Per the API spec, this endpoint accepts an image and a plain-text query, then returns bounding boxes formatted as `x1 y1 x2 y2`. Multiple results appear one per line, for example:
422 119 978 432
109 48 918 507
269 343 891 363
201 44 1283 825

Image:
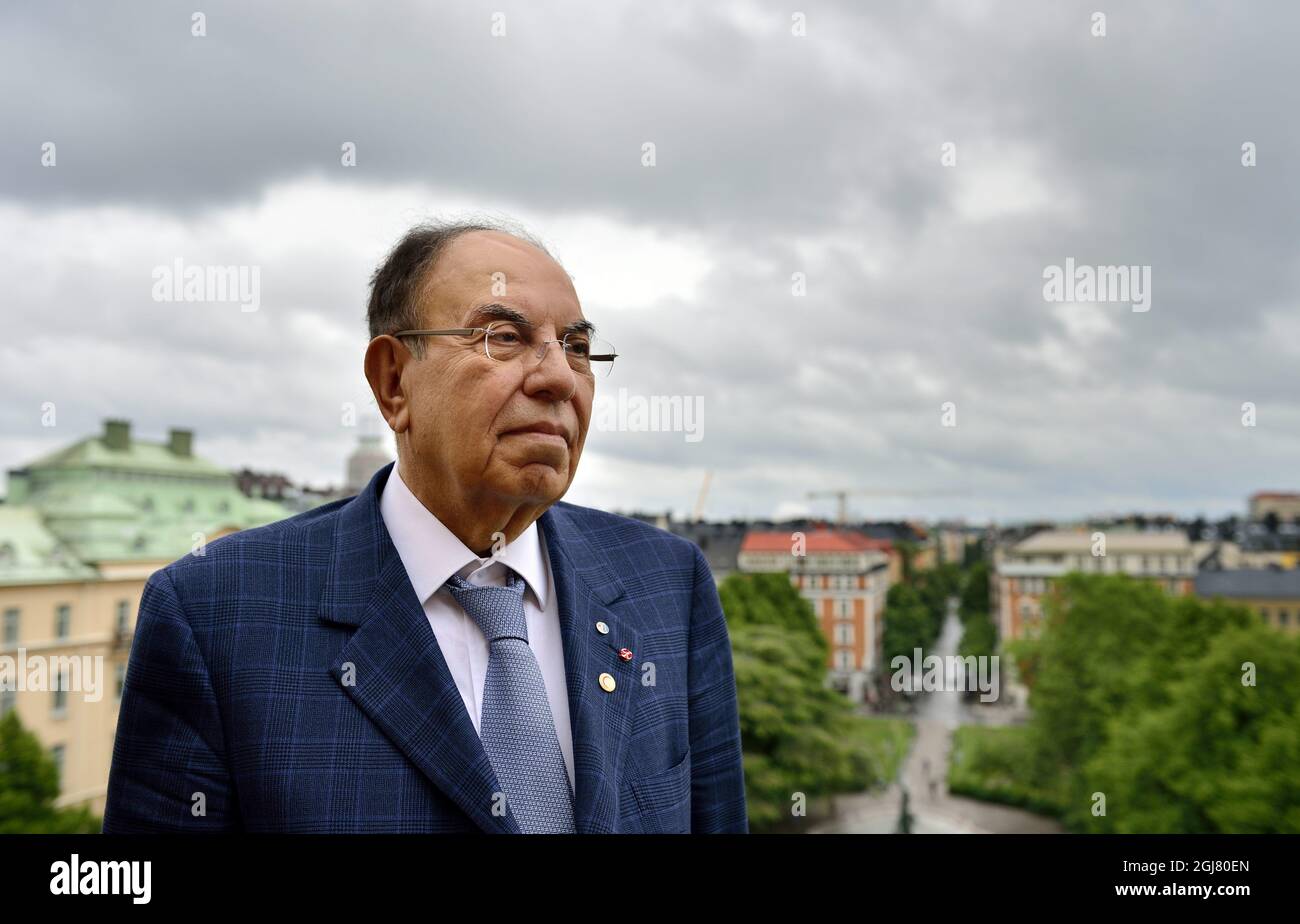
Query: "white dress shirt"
378 463 575 792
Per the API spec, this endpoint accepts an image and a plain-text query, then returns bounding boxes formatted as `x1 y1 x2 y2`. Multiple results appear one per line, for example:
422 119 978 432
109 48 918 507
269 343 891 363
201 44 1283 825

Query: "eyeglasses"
394 321 617 377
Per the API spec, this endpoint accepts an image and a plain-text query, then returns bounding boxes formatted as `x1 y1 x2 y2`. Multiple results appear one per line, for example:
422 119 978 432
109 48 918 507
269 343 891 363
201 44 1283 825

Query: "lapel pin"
595 620 609 635
598 672 617 693
618 647 633 662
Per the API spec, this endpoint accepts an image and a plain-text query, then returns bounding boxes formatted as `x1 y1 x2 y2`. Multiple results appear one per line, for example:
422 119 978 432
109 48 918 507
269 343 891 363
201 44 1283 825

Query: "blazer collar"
319 461 637 833
379 460 551 610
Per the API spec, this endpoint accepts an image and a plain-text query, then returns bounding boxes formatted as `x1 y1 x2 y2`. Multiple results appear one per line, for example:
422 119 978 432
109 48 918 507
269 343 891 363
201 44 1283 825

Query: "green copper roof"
20 433 232 477
0 506 99 584
1 420 297 582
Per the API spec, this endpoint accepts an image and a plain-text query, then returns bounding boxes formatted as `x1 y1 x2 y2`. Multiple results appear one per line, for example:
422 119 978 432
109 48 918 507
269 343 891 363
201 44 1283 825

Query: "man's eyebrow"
466 303 596 338
561 319 596 338
465 303 535 328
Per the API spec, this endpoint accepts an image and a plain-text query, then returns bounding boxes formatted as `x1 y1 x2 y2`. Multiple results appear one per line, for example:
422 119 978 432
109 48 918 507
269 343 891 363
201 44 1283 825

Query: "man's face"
400 231 594 509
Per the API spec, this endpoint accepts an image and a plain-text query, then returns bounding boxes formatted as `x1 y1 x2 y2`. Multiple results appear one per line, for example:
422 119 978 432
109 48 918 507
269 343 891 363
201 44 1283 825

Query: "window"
837 599 850 618
835 622 854 645
51 745 65 784
116 600 130 635
0 688 14 716
52 671 68 717
2 608 17 645
54 604 71 640
115 664 127 702
836 649 854 670
1280 610 1290 626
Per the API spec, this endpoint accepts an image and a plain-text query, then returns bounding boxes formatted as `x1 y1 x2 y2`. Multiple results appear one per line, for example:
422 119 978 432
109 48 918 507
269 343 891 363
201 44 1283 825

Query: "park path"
810 598 1064 834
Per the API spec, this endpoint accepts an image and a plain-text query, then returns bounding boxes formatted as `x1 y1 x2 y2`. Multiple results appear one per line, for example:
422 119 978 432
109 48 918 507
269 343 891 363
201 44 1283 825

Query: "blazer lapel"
319 462 518 834
539 504 638 834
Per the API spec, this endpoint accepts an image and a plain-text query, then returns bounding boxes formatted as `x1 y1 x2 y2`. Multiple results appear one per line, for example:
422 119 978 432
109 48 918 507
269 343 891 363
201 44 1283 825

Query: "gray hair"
366 214 558 359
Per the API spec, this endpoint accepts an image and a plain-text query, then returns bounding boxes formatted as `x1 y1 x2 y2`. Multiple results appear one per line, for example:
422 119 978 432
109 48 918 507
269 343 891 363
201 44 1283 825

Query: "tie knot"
445 570 528 643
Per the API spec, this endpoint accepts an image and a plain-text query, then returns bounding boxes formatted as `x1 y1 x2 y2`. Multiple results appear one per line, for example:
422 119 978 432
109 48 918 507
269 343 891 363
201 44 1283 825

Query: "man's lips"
502 423 571 445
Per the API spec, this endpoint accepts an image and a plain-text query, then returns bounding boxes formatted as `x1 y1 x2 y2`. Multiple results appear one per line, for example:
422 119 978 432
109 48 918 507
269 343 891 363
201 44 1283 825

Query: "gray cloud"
3 0 1298 522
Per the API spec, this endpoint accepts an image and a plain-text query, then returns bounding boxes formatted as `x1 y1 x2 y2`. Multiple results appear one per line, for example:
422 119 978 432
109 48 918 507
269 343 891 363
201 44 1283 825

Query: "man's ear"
364 336 410 434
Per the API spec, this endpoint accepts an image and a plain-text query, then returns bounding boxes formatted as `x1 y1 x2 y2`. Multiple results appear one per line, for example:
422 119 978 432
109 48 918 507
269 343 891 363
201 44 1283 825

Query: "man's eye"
489 329 523 345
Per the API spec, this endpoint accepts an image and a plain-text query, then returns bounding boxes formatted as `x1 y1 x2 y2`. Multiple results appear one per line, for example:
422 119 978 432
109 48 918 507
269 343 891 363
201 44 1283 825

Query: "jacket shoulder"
157 495 349 586
548 501 705 570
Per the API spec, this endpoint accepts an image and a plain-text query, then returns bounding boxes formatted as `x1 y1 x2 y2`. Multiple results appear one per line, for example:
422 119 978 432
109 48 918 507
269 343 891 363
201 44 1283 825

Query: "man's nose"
524 338 578 400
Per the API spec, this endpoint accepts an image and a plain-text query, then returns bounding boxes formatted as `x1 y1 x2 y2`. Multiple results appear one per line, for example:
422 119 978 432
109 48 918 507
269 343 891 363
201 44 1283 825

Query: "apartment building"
738 528 891 702
1249 491 1300 524
1195 568 1300 635
0 419 290 815
993 529 1195 642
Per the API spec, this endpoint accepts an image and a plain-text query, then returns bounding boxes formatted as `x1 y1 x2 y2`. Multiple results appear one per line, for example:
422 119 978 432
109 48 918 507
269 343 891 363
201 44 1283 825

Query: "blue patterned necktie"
445 569 576 834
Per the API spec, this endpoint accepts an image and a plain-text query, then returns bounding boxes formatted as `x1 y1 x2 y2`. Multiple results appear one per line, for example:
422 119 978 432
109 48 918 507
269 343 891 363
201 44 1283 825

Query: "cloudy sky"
3 0 1298 524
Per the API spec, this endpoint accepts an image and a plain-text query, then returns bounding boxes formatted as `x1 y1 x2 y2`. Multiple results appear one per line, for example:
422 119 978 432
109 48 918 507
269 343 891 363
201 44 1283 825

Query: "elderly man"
103 219 748 833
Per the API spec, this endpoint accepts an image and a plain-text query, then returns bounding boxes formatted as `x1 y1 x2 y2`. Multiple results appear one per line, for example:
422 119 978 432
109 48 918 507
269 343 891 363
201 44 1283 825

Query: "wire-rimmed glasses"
393 321 617 377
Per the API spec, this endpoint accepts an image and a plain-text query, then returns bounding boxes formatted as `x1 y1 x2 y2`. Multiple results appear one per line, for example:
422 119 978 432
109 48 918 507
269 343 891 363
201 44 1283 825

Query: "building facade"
1195 569 1300 635
993 529 1195 642
738 529 890 702
0 419 291 815
1249 491 1300 524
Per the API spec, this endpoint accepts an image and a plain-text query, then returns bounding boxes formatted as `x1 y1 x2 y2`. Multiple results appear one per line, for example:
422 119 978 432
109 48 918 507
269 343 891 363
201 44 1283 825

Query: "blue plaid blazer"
103 461 747 833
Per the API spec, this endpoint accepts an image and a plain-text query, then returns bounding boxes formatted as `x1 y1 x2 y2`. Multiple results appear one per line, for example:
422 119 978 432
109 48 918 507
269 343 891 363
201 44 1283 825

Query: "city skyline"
4 1 1299 523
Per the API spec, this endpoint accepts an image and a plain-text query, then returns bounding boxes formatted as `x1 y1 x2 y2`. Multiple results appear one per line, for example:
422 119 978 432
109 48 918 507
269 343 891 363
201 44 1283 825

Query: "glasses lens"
569 336 615 377
484 324 529 361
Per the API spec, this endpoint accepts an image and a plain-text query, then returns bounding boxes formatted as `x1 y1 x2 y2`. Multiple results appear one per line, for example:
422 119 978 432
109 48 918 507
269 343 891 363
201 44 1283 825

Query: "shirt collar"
379 462 550 609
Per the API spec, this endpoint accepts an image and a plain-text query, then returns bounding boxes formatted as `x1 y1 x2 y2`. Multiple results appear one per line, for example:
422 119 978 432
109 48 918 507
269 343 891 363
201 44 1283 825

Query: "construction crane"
692 470 712 522
805 488 967 526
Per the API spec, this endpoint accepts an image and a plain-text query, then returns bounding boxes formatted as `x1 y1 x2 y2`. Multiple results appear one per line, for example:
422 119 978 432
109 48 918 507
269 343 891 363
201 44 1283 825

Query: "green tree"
0 711 101 833
882 583 932 665
957 612 997 662
990 573 1298 832
1082 624 1300 833
720 571 896 830
960 561 990 619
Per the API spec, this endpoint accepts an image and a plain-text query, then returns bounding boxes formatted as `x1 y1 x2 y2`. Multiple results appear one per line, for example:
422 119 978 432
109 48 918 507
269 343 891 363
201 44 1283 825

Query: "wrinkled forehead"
421 231 582 327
